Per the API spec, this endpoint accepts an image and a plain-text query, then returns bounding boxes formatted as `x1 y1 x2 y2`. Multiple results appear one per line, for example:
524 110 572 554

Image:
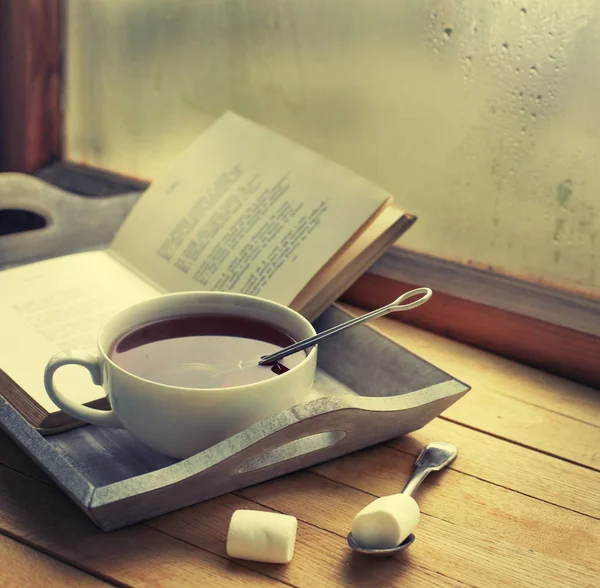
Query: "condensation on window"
65 0 600 296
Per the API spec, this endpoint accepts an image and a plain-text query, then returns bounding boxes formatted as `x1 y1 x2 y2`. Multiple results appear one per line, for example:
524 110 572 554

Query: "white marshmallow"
226 510 298 563
351 494 420 549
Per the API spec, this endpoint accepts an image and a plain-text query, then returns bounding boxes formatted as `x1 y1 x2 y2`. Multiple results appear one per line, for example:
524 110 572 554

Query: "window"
65 0 599 299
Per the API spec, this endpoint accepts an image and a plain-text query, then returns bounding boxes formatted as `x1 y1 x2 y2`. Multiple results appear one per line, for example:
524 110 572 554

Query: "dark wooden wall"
0 0 62 173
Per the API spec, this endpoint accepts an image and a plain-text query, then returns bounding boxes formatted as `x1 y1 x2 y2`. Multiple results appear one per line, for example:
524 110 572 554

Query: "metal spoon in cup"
155 287 432 382
258 286 432 366
347 442 458 557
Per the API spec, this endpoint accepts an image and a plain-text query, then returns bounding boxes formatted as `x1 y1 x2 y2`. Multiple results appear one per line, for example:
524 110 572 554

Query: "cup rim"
96 291 317 393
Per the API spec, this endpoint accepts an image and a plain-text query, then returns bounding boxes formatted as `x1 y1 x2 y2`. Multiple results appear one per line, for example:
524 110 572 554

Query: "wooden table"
1 306 599 587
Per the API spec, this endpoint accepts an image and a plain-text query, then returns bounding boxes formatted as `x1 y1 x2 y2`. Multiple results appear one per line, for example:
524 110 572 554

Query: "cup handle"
44 351 122 428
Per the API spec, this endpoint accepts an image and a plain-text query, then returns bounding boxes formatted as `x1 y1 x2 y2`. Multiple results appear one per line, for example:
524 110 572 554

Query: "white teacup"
43 292 317 459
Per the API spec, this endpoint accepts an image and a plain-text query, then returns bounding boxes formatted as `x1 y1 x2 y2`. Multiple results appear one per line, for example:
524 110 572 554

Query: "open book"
0 112 415 432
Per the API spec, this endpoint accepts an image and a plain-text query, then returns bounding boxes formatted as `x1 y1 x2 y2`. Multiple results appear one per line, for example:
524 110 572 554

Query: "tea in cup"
44 292 317 458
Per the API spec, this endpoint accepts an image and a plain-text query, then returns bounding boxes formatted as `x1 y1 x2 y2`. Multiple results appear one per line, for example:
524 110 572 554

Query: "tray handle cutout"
236 430 347 474
0 207 48 236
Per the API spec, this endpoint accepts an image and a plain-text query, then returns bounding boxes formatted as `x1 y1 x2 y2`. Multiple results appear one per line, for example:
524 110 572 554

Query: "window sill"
342 248 600 388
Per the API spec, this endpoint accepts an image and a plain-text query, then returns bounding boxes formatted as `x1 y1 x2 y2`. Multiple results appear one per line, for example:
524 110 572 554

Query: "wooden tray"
0 305 469 531
0 173 469 530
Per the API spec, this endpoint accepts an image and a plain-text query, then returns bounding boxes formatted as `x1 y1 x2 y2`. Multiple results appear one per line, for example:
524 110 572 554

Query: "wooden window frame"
0 0 62 174
1 1 599 388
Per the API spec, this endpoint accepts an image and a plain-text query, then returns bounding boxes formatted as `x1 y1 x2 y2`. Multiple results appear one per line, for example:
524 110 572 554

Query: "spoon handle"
258 287 432 366
400 442 458 496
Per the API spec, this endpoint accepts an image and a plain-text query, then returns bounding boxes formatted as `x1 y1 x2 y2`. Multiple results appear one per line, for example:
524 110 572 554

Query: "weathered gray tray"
0 305 469 531
0 172 469 531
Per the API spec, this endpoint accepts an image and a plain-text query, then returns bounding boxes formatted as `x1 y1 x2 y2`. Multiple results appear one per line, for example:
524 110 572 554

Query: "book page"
0 250 160 412
110 111 390 305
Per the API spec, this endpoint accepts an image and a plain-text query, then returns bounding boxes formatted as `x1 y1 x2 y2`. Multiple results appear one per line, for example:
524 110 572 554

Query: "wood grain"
388 417 600 518
6 422 598 587
1 312 599 586
0 533 111 587
238 471 600 587
3 458 597 588
443 388 600 470
339 303 600 429
338 304 600 469
0 459 463 588
0 0 62 173
152 493 464 588
342 274 600 388
0 465 284 587
307 451 600 569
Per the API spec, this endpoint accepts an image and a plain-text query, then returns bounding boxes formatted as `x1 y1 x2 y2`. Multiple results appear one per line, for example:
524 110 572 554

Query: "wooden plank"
238 470 600 588
1 308 598 587
151 493 464 588
442 387 600 470
2 404 599 586
307 450 600 571
388 418 600 519
340 302 600 428
0 533 112 587
5 452 595 588
0 0 62 173
0 465 284 588
12 425 595 587
0 431 466 587
337 305 600 469
342 274 600 388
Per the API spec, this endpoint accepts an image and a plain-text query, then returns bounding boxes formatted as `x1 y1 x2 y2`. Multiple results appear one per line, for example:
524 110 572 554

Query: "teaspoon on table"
171 287 433 380
347 441 458 557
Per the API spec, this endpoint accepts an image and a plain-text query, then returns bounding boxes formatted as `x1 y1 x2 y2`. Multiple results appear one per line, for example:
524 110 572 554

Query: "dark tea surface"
109 314 304 388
